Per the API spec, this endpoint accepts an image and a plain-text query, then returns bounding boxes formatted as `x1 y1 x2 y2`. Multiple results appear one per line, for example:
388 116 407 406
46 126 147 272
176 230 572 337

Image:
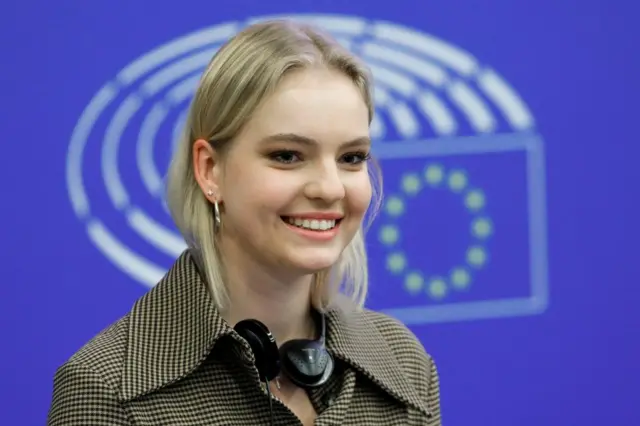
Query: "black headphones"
233 311 334 388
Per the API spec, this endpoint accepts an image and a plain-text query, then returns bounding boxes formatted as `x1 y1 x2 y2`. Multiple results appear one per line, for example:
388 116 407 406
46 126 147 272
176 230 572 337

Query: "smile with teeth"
283 217 340 231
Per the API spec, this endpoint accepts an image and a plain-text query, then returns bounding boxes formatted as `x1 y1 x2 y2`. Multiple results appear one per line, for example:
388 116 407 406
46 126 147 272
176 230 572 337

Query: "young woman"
48 20 442 425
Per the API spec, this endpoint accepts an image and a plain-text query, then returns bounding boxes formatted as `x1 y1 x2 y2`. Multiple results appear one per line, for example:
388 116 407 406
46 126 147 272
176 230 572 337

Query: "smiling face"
201 67 372 279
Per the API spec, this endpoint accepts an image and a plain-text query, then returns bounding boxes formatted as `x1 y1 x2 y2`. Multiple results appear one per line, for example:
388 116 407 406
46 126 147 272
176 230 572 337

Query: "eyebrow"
258 133 371 149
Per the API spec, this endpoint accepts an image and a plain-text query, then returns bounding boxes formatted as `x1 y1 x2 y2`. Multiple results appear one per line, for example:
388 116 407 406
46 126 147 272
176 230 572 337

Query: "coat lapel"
120 250 429 418
325 307 431 416
120 250 231 401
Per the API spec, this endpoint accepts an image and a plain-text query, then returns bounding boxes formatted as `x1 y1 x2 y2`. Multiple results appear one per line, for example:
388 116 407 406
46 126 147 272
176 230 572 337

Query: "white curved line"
117 23 238 85
447 80 496 133
172 109 189 158
140 47 218 97
368 62 418 97
67 84 117 218
246 14 367 35
299 15 367 34
372 22 478 76
477 68 534 130
127 207 187 257
373 85 391 106
166 74 201 105
417 92 457 136
137 103 168 196
370 115 386 140
142 75 200 199
387 102 420 138
371 82 413 138
361 42 449 87
87 219 166 287
102 94 142 209
336 37 353 50
245 14 296 25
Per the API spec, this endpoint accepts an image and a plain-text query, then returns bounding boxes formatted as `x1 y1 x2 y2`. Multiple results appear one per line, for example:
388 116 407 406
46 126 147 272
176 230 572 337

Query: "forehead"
241 68 370 142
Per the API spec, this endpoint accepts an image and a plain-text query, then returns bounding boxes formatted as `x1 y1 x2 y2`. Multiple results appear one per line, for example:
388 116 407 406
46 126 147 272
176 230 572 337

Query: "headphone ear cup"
279 339 334 388
234 319 281 381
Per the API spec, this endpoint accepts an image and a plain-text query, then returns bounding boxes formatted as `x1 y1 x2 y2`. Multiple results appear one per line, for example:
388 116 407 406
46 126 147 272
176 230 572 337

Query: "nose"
303 161 346 204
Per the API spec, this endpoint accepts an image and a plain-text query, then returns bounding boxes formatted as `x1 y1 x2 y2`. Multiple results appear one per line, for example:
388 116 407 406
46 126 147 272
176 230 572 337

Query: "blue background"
1 1 638 425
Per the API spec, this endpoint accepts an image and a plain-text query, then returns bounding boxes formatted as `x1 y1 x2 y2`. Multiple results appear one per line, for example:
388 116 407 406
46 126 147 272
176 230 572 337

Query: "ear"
193 138 223 202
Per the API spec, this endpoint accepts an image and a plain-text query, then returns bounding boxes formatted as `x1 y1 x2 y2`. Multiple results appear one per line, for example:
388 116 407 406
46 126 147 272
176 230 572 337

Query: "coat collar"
121 250 428 415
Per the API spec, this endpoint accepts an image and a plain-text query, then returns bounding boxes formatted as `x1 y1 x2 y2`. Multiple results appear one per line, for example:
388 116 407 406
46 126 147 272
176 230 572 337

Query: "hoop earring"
213 200 222 229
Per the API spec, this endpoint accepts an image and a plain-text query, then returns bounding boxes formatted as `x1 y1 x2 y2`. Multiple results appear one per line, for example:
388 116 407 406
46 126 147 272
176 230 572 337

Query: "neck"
217 241 317 345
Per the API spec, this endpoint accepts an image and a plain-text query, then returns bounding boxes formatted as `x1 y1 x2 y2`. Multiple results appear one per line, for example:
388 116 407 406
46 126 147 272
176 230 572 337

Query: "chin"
286 248 341 274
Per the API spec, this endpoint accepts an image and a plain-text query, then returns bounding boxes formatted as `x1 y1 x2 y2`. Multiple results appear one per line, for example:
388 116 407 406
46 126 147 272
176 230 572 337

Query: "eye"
340 151 371 165
269 150 302 164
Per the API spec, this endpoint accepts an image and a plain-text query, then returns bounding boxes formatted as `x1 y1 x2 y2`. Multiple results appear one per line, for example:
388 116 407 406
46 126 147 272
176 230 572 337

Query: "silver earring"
213 200 222 228
206 189 214 197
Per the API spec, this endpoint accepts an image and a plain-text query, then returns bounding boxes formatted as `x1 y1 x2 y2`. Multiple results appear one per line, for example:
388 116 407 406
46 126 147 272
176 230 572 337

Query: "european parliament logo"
65 14 548 325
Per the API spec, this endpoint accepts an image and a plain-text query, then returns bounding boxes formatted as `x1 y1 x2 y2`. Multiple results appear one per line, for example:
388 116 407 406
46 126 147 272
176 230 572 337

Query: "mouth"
281 216 342 231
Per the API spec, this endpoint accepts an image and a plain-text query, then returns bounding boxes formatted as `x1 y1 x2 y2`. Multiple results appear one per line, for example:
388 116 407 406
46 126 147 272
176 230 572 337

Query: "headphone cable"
264 378 274 426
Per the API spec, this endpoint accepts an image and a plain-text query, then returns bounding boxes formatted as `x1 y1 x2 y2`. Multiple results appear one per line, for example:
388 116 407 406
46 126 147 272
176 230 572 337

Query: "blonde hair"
166 19 383 312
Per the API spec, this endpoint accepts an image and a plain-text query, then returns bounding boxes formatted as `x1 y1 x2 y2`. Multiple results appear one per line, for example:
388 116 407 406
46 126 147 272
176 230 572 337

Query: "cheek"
345 172 373 216
224 167 296 217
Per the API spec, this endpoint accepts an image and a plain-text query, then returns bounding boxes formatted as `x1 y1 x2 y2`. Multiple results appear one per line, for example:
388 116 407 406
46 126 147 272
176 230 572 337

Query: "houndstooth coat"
47 250 442 425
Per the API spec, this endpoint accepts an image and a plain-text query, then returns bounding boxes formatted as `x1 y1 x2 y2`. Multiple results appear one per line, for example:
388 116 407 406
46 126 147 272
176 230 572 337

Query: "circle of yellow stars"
378 164 493 301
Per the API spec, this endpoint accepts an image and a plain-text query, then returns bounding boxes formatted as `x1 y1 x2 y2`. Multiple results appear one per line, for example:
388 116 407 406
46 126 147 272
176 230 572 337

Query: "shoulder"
65 314 130 387
360 308 434 364
48 316 131 425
